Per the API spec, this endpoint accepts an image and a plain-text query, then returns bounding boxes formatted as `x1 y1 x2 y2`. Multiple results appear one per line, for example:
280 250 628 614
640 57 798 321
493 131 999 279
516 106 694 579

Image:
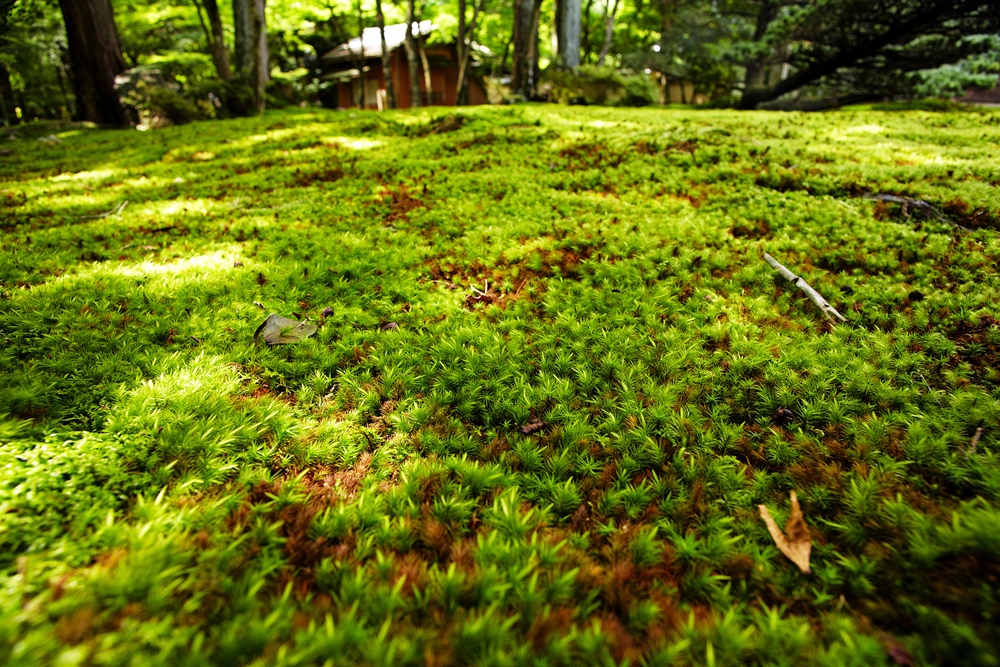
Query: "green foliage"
1 104 1000 664
546 65 659 106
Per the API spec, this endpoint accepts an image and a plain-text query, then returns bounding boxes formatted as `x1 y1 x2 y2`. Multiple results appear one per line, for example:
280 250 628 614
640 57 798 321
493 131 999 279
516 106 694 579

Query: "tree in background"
374 0 395 107
191 0 232 80
455 0 486 104
233 0 269 110
0 0 74 123
554 0 581 67
511 0 542 98
57 0 129 125
403 0 421 106
738 0 1000 108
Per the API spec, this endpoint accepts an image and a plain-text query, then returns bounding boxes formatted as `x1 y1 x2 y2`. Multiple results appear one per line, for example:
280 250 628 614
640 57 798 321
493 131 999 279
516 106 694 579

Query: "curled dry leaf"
253 313 317 347
759 491 812 574
519 416 547 435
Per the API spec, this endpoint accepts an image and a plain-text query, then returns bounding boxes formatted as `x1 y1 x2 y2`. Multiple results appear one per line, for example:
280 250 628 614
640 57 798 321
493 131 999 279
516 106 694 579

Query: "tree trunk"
743 0 778 90
556 0 581 68
581 0 595 63
417 30 432 103
203 0 232 80
596 0 618 66
251 0 268 112
356 0 366 108
374 0 395 109
456 0 485 105
512 0 535 97
405 0 421 107
528 0 543 91
57 0 129 126
0 64 16 126
233 0 253 76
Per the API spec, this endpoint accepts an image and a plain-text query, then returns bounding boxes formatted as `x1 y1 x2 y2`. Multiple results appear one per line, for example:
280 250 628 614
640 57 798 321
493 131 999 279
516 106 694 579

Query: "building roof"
322 21 435 63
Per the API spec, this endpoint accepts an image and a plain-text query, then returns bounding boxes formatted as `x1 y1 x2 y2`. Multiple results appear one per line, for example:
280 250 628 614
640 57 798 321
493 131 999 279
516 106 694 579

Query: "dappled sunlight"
109 247 240 280
51 168 121 183
325 136 383 150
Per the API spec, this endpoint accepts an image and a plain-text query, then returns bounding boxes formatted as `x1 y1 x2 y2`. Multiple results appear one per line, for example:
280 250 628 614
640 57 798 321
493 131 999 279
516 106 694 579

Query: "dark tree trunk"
251 0 268 111
233 0 253 76
743 0 779 90
203 0 232 80
57 0 129 126
375 0 395 108
0 63 20 126
405 0 421 107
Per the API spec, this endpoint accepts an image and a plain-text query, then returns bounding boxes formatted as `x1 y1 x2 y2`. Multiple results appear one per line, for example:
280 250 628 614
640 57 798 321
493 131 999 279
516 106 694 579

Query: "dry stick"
763 253 846 324
966 427 984 457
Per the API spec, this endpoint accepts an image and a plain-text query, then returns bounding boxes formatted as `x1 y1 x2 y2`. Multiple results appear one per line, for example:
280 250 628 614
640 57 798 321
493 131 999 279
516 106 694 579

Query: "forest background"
0 0 999 129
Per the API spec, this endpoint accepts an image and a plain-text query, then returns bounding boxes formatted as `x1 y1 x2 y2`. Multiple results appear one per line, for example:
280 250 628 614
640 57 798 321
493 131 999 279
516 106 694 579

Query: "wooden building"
321 22 487 110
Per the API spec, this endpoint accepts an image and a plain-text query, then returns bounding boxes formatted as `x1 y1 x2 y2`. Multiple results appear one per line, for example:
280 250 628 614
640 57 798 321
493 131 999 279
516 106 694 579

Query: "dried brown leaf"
758 491 812 574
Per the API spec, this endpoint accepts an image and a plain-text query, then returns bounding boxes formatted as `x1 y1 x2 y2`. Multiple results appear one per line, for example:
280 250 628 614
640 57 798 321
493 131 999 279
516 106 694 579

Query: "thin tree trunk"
581 0 595 63
527 0 543 93
458 0 467 98
499 31 513 74
57 0 129 126
233 0 253 76
456 0 486 105
417 30 432 103
405 0 421 107
414 0 433 101
192 0 213 51
374 0 395 109
203 0 232 80
356 0 366 108
596 0 618 65
251 0 268 112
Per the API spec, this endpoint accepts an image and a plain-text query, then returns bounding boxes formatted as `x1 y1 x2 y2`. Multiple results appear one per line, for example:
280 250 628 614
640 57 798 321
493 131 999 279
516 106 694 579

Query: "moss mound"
1 104 999 665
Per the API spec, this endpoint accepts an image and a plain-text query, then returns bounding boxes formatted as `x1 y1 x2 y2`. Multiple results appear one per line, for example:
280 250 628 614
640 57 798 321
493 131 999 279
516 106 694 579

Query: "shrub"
545 65 659 107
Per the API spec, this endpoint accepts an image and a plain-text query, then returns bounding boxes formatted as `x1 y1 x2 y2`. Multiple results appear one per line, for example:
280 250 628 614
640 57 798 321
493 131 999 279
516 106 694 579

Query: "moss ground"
1 104 1000 666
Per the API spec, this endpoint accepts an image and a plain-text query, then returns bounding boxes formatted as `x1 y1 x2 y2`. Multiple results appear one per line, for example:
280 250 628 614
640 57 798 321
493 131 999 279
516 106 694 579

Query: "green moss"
1 104 999 665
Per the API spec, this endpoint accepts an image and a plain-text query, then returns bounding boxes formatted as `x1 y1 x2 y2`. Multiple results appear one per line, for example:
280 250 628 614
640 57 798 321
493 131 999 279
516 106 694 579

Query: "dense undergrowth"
1 104 999 666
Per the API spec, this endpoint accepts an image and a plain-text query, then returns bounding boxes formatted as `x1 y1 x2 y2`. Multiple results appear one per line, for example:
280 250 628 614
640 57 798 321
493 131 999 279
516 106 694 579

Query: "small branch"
764 253 846 324
863 193 971 232
80 200 129 220
966 427 983 457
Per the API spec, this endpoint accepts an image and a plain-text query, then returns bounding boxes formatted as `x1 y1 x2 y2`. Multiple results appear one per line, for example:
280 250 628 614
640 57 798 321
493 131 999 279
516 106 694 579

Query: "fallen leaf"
772 407 795 425
253 313 317 347
759 491 812 574
519 416 547 435
887 642 913 666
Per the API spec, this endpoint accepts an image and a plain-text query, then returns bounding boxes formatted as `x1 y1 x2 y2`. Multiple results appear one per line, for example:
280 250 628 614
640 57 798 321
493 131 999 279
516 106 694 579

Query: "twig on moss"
80 200 129 220
966 427 983 457
764 253 846 324
863 194 971 232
